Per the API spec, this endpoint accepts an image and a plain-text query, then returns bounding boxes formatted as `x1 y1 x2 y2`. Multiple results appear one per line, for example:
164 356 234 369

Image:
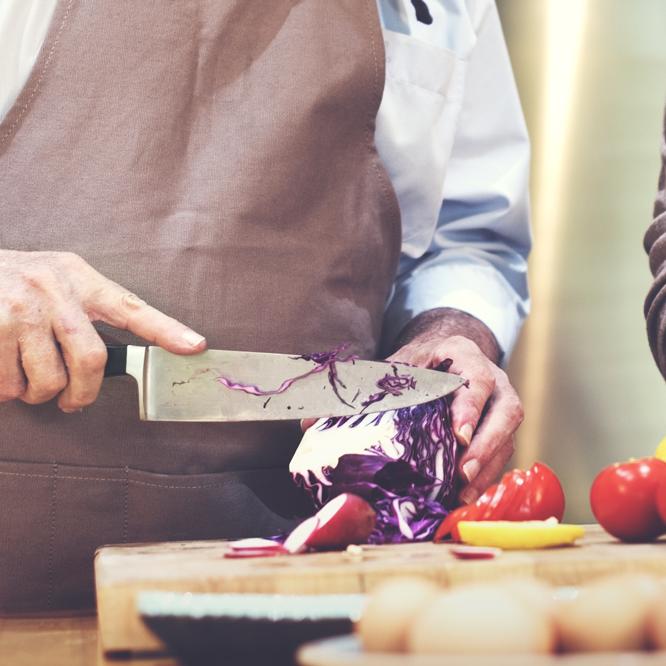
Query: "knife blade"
104 345 466 422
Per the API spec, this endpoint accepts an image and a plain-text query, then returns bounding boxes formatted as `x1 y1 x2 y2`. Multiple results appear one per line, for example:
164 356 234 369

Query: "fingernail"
457 423 474 446
62 408 83 414
462 459 480 483
183 331 206 347
460 487 479 505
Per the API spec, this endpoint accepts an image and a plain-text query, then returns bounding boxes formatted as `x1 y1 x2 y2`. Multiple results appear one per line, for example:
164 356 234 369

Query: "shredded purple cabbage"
216 344 358 405
291 365 459 543
360 364 417 411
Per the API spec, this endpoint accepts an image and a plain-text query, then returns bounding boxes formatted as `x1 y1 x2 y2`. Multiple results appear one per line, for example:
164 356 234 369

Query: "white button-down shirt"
0 0 531 360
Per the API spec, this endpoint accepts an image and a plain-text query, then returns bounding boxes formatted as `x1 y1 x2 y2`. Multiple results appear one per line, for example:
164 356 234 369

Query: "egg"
646 578 666 649
555 574 659 652
407 582 553 655
356 577 440 652
502 577 556 618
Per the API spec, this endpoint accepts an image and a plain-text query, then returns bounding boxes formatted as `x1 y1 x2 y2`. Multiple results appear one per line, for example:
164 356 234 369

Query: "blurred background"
497 0 666 521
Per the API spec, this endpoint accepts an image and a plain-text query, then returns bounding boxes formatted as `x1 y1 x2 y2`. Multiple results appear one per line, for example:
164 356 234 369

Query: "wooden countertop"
0 615 177 666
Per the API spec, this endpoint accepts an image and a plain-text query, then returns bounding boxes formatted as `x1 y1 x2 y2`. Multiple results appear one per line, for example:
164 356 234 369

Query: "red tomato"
590 458 666 542
477 473 524 520
475 483 499 521
658 480 666 525
433 462 566 542
503 462 565 522
433 504 483 542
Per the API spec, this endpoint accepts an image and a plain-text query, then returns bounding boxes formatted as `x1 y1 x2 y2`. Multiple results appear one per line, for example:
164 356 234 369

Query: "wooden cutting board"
95 525 666 654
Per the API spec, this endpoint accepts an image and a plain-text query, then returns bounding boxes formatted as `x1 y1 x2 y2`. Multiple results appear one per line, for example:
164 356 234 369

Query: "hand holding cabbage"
293 307 525 543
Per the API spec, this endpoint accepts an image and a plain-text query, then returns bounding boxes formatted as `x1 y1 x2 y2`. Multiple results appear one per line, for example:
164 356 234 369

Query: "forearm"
390 307 501 365
644 107 666 379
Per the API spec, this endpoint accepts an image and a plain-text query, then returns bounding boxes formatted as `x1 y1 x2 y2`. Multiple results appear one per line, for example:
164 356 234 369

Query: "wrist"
390 307 501 364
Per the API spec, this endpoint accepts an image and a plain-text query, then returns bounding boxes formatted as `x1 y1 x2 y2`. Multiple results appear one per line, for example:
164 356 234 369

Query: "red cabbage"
216 344 358 407
360 364 417 411
289 374 458 544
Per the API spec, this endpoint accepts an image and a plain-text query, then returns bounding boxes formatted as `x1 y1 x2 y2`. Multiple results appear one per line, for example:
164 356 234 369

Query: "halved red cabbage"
289 396 458 544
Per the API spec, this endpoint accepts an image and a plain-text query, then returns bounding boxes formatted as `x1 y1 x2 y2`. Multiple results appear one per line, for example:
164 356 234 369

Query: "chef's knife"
104 345 466 422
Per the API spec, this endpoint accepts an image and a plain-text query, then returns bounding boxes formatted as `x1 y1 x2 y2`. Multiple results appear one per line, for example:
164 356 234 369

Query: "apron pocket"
0 460 306 613
0 460 126 613
125 466 303 544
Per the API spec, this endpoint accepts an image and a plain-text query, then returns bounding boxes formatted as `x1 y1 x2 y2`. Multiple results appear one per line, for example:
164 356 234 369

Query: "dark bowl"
138 591 365 665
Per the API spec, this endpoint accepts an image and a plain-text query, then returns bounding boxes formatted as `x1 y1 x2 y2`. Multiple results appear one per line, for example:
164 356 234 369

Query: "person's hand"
387 308 524 505
0 250 206 412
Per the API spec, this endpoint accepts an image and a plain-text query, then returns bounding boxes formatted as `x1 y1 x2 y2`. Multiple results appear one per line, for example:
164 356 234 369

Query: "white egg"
555 574 659 652
646 578 666 649
502 577 556 617
407 583 553 655
356 577 440 653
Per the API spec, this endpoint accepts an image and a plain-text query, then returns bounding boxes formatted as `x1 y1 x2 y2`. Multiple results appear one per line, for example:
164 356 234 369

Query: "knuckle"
505 395 524 423
8 298 28 318
445 335 469 353
0 380 26 402
20 391 44 405
472 371 496 397
120 292 146 311
39 376 68 397
18 265 57 292
57 251 85 270
65 389 98 409
63 397 89 410
22 374 68 403
75 346 108 373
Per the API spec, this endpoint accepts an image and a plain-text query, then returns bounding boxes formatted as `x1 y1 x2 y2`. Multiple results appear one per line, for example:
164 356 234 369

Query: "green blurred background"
497 0 666 521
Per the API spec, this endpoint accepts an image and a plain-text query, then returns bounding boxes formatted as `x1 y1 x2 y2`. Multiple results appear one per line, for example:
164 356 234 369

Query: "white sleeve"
384 1 531 362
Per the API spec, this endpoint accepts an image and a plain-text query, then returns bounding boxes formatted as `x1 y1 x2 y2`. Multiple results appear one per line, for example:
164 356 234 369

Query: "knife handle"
104 345 128 377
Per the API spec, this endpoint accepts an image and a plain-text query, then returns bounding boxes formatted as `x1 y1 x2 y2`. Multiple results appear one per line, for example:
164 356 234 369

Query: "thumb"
300 418 318 432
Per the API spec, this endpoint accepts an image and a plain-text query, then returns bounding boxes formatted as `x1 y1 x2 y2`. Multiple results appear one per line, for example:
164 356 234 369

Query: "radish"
224 549 285 559
284 516 321 554
284 494 376 553
228 538 285 552
224 537 287 559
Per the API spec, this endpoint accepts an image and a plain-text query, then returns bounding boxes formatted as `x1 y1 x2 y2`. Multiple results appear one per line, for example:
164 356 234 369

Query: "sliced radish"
284 516 320 554
450 545 502 560
305 493 376 550
229 538 285 552
224 548 285 559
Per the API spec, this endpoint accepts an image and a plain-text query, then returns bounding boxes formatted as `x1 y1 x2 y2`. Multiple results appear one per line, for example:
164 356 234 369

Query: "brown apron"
0 1 400 612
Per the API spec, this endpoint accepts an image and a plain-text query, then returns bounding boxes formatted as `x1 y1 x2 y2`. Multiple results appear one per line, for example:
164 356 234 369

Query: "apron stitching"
123 466 129 543
364 0 402 293
47 462 58 610
0 0 75 146
364 0 398 208
0 470 248 490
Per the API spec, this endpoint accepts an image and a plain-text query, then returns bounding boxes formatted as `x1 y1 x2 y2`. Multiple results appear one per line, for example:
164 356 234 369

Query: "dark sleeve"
644 106 666 379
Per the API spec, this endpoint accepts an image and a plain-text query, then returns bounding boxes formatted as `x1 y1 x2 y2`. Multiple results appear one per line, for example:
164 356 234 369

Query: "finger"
87 281 206 354
53 310 108 411
0 331 27 402
459 438 516 504
301 418 318 432
19 330 68 405
457 378 523 484
448 360 496 446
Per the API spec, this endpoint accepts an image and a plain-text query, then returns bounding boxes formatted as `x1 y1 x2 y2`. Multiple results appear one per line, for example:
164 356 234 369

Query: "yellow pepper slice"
457 520 585 550
655 436 666 462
